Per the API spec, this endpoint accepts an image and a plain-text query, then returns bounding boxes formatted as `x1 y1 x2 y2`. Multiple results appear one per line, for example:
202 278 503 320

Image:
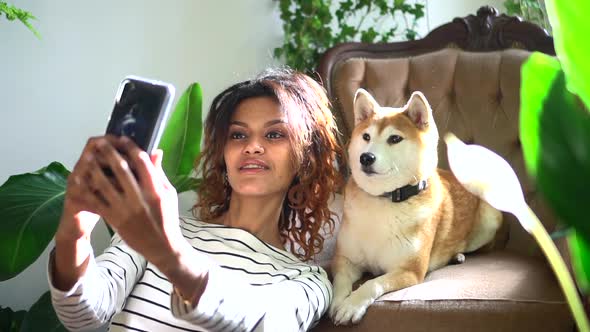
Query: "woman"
49 68 344 331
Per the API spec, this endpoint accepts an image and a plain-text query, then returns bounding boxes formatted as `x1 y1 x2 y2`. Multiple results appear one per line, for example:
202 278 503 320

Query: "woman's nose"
244 139 265 154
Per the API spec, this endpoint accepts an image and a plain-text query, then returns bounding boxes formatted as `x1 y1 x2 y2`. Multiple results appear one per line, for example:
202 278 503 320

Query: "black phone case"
105 76 175 154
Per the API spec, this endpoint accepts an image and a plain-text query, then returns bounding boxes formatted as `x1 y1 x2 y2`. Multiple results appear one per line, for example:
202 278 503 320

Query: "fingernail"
139 151 149 160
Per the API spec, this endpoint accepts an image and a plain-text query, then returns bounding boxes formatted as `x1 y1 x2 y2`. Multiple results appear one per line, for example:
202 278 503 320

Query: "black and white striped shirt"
48 217 332 331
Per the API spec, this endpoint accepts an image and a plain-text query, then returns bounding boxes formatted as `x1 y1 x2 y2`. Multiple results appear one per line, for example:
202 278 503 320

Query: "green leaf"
20 291 67 332
545 0 590 108
159 83 203 179
520 52 590 245
273 47 283 59
504 0 521 15
405 29 417 40
19 17 41 39
0 306 26 332
170 175 202 195
0 2 40 38
0 162 69 281
411 4 425 19
360 27 378 43
569 230 590 293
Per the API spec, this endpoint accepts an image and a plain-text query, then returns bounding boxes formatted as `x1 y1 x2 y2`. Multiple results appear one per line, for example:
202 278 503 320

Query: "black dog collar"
380 180 428 202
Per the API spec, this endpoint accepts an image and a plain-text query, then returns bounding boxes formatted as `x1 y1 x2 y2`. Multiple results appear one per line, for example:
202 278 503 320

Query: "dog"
329 89 503 325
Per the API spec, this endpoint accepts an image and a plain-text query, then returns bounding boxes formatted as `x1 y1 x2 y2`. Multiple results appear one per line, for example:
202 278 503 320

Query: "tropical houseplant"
518 0 590 298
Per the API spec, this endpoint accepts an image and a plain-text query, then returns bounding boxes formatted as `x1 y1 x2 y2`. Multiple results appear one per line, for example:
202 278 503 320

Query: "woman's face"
224 96 297 198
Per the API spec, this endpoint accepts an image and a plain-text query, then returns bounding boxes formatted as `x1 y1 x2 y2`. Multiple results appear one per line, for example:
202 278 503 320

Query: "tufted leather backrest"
317 7 558 257
327 47 558 255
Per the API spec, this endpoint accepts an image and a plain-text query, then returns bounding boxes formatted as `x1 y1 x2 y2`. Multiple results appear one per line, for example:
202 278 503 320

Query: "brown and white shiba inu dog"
329 89 503 325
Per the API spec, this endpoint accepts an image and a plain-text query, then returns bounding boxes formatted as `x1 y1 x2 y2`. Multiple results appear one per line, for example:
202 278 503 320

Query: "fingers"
114 136 162 193
83 153 123 207
66 172 108 214
93 138 142 202
151 149 174 191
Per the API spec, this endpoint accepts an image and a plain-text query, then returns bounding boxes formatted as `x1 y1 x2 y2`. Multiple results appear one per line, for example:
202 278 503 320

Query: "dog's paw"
329 288 350 317
330 288 374 325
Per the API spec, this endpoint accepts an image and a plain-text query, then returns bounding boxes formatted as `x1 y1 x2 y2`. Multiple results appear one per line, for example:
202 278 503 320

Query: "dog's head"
348 89 439 196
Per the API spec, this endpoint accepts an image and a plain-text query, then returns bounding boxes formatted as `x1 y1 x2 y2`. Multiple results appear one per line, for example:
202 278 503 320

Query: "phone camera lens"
121 119 136 137
119 104 138 137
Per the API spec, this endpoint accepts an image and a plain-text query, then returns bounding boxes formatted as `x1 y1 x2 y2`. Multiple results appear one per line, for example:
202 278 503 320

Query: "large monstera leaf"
0 162 68 281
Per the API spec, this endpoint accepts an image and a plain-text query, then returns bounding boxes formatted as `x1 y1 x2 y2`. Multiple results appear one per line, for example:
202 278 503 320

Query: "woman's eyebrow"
229 119 287 128
264 119 288 127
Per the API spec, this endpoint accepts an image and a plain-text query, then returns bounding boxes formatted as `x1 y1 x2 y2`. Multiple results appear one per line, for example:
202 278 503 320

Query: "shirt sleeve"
170 255 332 332
47 233 147 332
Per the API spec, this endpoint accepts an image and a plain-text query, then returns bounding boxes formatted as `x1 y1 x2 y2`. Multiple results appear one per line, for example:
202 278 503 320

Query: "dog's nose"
360 152 376 166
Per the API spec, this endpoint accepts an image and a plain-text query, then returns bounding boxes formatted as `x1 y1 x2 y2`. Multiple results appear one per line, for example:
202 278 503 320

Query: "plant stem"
355 2 372 36
516 205 590 332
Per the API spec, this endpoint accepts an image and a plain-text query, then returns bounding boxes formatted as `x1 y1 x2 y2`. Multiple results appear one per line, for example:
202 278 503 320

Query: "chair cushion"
313 251 574 331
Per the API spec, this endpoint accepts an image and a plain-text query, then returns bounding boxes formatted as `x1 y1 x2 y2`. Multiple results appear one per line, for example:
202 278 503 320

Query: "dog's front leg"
331 269 423 325
329 254 362 318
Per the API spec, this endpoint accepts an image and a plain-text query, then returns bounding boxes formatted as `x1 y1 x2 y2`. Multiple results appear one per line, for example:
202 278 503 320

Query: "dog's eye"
363 133 370 141
388 135 403 144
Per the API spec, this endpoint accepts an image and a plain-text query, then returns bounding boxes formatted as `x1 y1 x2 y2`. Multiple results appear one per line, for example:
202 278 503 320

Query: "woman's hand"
53 137 113 290
56 138 107 243
85 135 185 273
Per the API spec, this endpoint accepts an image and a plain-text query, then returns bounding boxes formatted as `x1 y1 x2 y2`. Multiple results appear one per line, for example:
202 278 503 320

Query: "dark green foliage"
274 0 425 74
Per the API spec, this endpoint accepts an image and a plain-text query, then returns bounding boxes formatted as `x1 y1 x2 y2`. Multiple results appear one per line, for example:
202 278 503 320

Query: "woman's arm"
169 249 332 332
48 233 147 332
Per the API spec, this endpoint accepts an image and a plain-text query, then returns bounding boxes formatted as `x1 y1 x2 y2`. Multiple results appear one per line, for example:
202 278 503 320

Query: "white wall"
0 0 506 314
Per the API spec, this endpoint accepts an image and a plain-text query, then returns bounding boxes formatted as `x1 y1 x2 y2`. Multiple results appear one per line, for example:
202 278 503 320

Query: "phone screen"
105 78 170 152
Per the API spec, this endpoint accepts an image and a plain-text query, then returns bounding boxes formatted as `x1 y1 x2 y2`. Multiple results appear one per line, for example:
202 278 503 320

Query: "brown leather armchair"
312 6 575 332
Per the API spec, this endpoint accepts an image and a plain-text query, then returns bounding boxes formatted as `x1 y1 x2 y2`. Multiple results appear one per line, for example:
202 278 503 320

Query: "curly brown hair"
193 68 344 261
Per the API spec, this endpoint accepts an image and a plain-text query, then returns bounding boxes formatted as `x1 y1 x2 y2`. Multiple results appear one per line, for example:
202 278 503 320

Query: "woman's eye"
362 133 370 141
387 135 403 144
230 132 246 139
266 131 284 139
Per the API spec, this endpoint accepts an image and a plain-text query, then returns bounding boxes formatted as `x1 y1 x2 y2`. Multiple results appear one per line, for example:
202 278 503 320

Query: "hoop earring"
287 176 304 209
223 171 231 204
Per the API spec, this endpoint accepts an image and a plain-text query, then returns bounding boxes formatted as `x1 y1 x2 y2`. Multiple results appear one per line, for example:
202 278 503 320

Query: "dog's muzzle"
360 152 377 174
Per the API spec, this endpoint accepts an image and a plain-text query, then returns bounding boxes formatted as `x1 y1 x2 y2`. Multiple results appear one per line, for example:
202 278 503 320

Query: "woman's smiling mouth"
239 159 270 172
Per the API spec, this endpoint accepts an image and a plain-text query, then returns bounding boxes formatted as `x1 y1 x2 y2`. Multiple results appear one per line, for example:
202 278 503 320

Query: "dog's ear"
405 91 432 130
353 88 379 125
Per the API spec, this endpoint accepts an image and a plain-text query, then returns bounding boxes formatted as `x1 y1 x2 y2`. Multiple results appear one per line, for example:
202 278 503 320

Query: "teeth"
242 164 265 169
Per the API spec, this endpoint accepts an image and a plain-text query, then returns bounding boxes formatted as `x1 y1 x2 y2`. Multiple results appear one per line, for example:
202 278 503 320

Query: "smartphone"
105 75 175 154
